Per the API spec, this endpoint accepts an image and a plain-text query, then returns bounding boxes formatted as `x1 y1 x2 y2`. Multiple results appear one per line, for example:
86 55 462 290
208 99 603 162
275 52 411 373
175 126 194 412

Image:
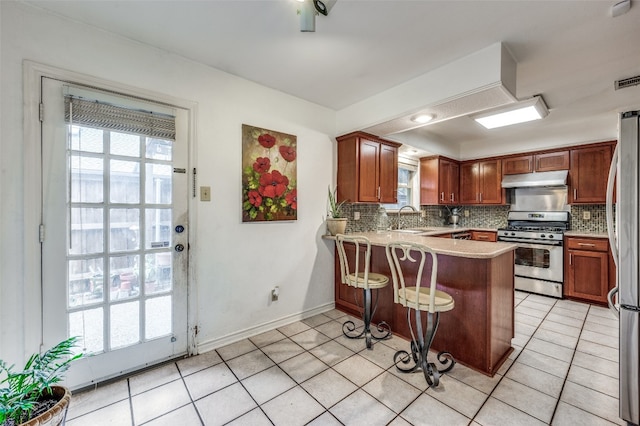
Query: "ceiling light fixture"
411 113 435 124
473 96 549 129
297 0 337 32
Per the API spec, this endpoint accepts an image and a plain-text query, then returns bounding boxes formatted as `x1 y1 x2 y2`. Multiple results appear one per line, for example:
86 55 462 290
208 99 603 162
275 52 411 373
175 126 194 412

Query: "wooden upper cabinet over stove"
336 132 400 203
502 151 569 175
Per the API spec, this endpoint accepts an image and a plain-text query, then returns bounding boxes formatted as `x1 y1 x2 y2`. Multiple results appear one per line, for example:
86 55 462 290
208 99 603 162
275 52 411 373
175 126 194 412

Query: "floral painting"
242 124 297 222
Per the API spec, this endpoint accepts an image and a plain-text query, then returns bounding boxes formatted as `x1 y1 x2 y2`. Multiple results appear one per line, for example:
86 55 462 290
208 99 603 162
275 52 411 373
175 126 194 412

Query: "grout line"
127 377 134 426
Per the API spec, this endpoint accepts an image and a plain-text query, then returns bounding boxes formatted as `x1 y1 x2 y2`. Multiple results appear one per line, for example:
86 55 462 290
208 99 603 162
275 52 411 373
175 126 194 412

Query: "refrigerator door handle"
608 286 620 317
606 142 620 318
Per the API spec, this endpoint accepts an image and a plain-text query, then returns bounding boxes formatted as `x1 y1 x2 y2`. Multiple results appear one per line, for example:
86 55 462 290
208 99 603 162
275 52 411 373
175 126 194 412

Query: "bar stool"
335 234 391 349
385 241 455 387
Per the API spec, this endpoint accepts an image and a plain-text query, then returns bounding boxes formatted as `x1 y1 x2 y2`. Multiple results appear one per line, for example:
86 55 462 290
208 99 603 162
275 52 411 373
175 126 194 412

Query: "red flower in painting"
259 170 289 198
279 145 297 162
258 133 276 149
285 189 297 210
253 157 271 173
248 190 262 207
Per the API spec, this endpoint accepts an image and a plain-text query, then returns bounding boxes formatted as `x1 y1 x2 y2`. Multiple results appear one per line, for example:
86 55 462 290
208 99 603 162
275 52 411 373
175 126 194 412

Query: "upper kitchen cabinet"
419 156 460 205
460 159 503 204
569 142 615 204
336 132 400 203
502 150 569 175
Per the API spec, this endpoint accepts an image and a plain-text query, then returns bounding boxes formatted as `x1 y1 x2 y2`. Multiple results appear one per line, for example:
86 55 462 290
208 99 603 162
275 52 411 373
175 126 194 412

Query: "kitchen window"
383 157 419 210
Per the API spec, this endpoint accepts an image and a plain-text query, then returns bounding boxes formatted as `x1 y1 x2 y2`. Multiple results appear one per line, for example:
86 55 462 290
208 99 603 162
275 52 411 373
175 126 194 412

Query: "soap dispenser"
377 207 389 233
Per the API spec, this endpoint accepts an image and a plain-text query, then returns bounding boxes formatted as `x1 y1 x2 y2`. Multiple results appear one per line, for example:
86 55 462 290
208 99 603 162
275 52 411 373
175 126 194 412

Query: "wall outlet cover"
583 211 591 220
354 211 360 220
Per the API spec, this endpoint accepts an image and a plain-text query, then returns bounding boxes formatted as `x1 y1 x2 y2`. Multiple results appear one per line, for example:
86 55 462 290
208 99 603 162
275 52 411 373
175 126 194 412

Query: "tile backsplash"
339 203 609 233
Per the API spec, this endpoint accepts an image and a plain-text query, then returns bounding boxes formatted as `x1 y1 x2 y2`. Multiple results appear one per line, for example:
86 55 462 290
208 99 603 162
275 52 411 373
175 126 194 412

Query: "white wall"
0 2 337 365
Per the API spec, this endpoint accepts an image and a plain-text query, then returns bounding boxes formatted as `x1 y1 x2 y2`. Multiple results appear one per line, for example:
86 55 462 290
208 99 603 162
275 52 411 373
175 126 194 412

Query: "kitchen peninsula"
331 231 517 376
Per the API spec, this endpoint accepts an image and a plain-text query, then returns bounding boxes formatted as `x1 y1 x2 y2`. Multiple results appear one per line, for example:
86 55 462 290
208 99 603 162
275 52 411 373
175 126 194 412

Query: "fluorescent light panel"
474 96 548 129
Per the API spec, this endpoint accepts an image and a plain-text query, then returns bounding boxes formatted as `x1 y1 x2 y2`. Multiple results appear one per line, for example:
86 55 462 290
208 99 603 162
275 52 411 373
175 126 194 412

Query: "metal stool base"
393 309 455 387
342 287 391 349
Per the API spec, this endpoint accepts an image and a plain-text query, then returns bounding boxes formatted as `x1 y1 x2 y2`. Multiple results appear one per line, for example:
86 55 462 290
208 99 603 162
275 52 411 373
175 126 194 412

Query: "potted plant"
326 186 348 236
1 337 82 426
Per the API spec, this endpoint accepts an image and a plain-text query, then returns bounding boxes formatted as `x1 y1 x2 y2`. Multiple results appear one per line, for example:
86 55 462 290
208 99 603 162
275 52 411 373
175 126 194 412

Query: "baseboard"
196 301 336 354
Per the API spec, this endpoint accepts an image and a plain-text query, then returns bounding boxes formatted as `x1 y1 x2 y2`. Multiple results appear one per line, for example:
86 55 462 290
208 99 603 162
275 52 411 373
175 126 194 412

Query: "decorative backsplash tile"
570 204 612 233
338 203 610 233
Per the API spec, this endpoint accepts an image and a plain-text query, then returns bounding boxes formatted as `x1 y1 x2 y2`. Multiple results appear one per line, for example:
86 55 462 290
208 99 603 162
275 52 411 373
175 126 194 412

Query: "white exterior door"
41 77 189 388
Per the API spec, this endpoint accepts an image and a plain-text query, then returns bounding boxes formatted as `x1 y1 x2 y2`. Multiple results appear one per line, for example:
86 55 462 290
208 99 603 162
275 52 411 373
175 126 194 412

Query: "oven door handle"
498 237 563 247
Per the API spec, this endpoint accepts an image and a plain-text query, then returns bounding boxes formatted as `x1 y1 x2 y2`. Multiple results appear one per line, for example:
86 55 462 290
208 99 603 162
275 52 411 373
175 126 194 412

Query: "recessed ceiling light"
411 114 435 124
473 96 549 129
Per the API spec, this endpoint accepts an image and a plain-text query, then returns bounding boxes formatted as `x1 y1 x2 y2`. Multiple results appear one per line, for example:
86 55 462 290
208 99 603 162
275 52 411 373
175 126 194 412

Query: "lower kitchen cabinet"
471 230 497 242
564 236 614 305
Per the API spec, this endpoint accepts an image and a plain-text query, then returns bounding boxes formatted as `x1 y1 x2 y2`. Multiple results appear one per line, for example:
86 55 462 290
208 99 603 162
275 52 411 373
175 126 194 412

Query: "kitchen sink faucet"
397 205 418 229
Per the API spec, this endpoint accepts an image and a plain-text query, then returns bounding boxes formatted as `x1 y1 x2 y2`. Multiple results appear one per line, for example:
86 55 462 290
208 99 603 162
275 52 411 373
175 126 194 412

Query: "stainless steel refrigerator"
608 110 640 425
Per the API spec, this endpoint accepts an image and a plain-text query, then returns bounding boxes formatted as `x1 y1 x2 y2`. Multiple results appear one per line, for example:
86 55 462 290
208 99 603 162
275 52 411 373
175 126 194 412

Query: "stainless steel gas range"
497 211 569 298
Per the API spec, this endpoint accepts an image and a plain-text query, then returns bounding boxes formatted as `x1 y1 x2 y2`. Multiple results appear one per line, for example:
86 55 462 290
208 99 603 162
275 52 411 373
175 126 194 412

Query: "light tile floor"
66 291 623 425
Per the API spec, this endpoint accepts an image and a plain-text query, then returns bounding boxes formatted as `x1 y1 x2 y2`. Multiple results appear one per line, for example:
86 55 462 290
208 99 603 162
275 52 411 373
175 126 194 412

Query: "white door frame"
23 60 199 366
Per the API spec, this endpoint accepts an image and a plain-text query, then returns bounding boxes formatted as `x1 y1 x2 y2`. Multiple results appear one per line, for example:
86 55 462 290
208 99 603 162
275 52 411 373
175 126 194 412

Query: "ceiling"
23 0 640 159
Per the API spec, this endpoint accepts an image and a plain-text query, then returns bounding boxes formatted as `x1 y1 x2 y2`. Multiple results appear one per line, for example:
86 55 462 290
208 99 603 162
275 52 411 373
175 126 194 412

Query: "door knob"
174 244 185 252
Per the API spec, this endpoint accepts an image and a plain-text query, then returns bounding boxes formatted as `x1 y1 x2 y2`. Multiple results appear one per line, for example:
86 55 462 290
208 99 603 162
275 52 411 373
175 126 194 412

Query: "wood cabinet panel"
570 144 613 204
535 151 569 172
460 160 502 204
564 236 613 305
420 156 459 205
379 143 398 203
358 139 380 202
503 155 533 175
503 151 569 175
460 162 479 204
337 132 400 204
471 231 497 242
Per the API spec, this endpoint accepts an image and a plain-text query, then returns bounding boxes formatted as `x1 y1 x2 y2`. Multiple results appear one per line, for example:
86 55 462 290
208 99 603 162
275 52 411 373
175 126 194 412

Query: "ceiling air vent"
615 75 640 90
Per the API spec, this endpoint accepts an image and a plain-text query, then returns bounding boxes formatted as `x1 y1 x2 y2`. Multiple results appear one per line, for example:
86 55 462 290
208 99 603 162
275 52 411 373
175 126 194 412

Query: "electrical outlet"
421 210 427 218
271 286 279 302
439 210 442 217
354 211 360 220
200 186 211 202
464 210 470 217
583 211 591 220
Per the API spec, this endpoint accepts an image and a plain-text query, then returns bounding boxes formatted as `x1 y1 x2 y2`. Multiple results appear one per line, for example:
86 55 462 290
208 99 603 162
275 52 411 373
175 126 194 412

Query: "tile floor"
66 291 623 425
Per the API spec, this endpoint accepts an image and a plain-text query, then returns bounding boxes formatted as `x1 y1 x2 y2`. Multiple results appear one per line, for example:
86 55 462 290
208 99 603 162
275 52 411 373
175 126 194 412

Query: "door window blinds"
64 88 176 141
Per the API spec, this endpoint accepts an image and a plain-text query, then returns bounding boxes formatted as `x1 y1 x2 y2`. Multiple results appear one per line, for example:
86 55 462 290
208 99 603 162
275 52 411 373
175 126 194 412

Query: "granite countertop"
564 231 609 239
325 230 516 259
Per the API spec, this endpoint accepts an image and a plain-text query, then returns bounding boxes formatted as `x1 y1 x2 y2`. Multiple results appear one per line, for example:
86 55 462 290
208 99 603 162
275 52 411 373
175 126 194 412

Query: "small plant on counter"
327 186 346 219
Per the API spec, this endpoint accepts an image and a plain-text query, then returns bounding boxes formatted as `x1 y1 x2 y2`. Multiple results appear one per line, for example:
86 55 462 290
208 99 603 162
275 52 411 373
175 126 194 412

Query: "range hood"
501 170 568 188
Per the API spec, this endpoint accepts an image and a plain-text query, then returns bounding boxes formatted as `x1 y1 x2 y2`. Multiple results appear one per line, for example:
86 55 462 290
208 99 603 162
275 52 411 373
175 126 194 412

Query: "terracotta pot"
326 218 348 236
20 386 71 426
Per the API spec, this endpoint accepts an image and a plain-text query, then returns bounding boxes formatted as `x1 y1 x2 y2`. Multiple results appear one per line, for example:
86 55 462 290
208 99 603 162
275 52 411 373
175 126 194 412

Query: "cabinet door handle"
569 253 572 265
377 187 381 200
450 193 454 202
578 243 596 247
441 192 445 202
574 188 577 200
478 236 489 240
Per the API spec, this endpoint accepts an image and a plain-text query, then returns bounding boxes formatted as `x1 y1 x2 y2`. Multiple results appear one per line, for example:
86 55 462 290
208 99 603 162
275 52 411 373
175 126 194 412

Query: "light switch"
583 211 591 220
200 186 211 202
